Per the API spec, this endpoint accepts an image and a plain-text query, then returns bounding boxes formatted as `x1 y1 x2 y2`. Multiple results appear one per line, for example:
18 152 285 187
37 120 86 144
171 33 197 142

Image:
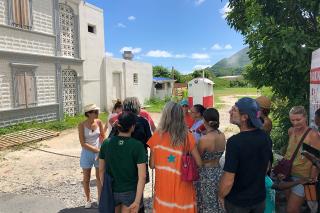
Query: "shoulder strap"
290 128 311 162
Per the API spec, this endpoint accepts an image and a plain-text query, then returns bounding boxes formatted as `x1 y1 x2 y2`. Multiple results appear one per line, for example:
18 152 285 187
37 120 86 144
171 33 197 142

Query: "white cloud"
120 46 142 54
146 50 172 58
219 3 231 19
117 23 126 28
211 43 233 50
195 0 205 5
105 52 113 57
211 43 223 50
128 16 136 21
193 65 211 70
224 44 232 50
191 53 210 60
175 54 187 58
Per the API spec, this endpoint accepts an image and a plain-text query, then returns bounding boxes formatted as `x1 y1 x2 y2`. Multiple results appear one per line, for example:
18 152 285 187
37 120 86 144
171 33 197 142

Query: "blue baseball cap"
235 97 262 129
179 99 189 106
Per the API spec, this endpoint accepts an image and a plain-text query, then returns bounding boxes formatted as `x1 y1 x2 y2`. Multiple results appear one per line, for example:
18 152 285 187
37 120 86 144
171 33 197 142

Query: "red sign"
310 67 320 84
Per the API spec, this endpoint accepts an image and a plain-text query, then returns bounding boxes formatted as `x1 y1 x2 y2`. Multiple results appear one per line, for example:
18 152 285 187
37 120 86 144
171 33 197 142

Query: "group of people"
77 95 320 213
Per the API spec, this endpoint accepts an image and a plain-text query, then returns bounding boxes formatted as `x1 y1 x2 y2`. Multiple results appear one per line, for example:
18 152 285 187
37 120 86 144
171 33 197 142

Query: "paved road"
0 192 68 213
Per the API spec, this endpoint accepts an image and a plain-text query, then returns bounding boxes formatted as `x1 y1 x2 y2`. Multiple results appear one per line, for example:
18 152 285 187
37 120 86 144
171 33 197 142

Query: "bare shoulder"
78 121 85 129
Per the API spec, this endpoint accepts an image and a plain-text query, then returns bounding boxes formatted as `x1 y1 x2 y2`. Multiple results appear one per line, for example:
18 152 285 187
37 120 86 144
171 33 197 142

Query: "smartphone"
302 143 320 159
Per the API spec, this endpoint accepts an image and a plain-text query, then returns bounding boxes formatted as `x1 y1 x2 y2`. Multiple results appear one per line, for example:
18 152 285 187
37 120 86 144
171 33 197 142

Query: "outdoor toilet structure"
188 78 214 108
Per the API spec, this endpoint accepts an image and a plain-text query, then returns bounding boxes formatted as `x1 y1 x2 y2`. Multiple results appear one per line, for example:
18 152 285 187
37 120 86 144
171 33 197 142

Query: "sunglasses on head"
87 110 99 114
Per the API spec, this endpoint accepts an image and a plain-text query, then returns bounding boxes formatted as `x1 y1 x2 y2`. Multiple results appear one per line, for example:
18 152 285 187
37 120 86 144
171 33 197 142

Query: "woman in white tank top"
78 104 105 208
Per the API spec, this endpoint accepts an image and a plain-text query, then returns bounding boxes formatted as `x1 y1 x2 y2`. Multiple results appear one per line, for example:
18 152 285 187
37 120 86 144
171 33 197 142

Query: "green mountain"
209 47 251 76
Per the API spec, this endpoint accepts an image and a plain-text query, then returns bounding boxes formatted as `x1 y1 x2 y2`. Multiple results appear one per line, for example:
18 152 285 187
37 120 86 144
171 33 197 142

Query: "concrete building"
0 0 104 127
104 55 153 111
152 77 176 100
0 0 153 127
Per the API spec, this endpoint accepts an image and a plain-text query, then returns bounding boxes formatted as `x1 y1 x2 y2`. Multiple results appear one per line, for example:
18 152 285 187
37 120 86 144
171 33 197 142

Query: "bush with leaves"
226 0 320 151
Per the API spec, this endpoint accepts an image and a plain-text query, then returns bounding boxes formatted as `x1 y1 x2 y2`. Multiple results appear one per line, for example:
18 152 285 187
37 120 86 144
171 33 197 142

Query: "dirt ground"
0 95 255 212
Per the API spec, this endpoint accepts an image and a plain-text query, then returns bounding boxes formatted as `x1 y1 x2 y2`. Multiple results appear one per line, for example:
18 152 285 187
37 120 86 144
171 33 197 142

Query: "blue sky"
87 0 245 74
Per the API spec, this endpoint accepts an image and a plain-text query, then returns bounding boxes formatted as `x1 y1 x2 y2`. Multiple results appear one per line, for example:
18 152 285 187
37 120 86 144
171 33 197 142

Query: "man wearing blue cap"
218 97 273 212
180 99 194 129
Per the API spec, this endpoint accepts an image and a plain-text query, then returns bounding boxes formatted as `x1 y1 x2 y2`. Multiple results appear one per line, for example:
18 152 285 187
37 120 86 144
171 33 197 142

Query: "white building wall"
36 62 56 105
78 1 104 109
105 57 153 111
0 0 7 25
0 27 55 55
0 58 57 110
33 0 54 35
0 59 11 110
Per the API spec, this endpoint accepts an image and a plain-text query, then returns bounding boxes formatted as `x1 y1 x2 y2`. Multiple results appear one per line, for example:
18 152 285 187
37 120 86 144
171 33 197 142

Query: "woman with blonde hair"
283 106 320 213
147 101 202 213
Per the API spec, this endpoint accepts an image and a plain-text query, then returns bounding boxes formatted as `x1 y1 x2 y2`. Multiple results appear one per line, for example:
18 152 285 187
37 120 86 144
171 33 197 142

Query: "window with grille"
133 73 138 84
14 70 37 108
11 0 32 29
59 3 75 57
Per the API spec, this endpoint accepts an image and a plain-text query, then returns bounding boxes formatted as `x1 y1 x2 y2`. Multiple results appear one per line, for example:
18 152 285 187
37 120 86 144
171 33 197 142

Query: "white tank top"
84 127 100 147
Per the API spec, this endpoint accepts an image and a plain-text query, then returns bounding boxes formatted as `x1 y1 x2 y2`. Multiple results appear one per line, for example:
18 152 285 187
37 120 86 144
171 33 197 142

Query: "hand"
129 201 140 213
277 173 286 181
218 196 225 210
299 177 317 185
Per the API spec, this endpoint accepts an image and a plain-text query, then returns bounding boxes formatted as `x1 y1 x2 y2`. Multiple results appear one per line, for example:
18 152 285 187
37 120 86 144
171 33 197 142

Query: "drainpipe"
122 62 127 99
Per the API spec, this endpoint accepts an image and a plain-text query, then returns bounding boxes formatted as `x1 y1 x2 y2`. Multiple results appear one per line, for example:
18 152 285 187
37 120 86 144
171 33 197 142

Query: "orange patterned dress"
147 131 197 213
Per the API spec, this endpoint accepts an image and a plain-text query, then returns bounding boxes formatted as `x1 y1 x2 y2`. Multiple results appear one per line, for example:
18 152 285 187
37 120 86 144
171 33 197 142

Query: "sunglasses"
87 110 99 114
182 105 189 107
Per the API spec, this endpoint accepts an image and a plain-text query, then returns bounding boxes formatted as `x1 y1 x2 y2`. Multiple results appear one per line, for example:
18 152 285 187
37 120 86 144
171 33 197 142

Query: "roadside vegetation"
0 113 108 136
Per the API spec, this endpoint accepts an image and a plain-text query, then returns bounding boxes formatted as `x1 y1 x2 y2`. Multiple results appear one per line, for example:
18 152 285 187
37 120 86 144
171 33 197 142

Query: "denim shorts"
80 148 99 169
113 191 142 207
291 176 305 197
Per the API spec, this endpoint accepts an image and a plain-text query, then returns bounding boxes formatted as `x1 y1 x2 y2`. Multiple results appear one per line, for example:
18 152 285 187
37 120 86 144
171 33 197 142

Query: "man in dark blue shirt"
218 97 273 213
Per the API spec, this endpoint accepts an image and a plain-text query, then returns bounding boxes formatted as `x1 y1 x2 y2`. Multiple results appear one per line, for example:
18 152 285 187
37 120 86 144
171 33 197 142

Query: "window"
155 83 163 89
133 73 138 84
59 3 75 57
14 70 37 108
11 0 32 29
88 24 96 33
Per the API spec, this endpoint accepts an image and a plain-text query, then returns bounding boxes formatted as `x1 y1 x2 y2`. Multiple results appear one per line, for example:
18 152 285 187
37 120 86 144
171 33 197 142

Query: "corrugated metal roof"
153 77 175 82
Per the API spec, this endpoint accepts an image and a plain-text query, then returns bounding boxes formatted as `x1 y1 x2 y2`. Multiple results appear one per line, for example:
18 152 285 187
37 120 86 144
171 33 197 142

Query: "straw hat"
84 104 100 113
256 96 271 109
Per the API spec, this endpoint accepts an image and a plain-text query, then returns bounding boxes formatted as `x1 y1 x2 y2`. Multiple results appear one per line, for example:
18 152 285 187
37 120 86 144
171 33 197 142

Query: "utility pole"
171 66 174 79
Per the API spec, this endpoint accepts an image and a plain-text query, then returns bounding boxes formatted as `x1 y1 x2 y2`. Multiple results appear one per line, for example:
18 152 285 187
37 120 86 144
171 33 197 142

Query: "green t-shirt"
99 136 147 192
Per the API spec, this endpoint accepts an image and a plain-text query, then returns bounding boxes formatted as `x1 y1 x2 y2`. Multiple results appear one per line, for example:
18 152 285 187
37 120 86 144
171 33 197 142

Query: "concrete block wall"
0 74 11 110
37 76 56 105
0 0 6 25
0 104 59 127
0 27 55 55
32 0 54 35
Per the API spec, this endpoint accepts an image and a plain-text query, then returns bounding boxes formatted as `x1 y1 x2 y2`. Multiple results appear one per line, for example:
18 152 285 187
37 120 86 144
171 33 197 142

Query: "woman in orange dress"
147 101 202 213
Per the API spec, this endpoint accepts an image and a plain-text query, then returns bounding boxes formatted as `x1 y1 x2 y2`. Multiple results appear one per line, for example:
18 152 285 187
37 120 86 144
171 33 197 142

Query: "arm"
191 146 203 167
99 159 105 186
219 171 235 198
97 119 106 142
309 130 320 178
149 150 155 169
129 163 146 213
197 136 210 155
78 123 100 153
273 178 316 190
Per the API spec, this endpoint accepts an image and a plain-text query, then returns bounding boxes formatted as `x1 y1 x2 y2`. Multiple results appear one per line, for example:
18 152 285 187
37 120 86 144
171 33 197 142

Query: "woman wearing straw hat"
256 96 272 134
78 104 105 208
